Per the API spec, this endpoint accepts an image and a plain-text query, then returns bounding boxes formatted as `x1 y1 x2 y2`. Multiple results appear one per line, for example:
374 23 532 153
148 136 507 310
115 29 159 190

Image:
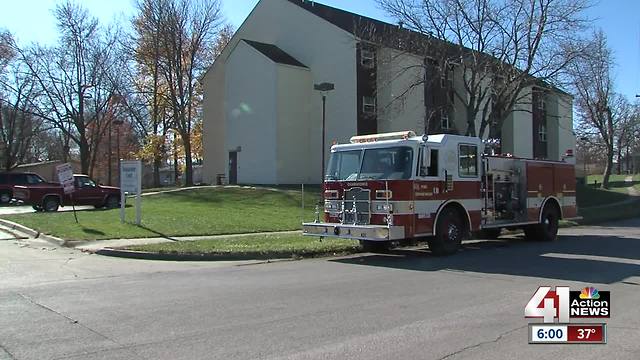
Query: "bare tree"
0 32 44 170
377 0 591 139
157 0 222 186
17 1 121 175
568 31 618 189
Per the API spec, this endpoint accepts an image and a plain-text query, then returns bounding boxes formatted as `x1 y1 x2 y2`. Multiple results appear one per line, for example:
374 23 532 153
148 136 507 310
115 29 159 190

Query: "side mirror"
423 147 431 168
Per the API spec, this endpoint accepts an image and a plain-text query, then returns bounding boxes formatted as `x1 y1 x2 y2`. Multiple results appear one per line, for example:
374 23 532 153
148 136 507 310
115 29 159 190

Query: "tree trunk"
465 109 477 137
79 139 91 174
616 141 622 175
153 157 161 188
182 132 193 186
601 146 614 189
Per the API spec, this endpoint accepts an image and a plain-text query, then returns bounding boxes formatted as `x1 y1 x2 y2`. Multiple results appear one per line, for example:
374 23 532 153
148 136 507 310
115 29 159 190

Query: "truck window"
326 150 362 181
427 149 439 177
26 174 45 184
459 144 478 177
12 174 28 184
359 147 413 180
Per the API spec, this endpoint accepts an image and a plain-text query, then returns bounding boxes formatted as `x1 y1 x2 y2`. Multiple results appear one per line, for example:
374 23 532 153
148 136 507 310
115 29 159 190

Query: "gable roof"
286 0 571 97
243 39 308 68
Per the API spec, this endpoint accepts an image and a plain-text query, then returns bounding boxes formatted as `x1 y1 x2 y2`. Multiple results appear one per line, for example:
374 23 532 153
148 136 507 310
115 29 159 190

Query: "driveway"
0 220 638 360
0 205 94 215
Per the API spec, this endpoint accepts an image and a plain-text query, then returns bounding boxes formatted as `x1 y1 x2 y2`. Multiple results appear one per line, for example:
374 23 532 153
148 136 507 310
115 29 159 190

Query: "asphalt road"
0 221 639 360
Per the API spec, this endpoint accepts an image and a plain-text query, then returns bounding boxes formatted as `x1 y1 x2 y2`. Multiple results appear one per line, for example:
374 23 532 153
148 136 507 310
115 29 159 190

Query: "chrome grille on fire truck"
342 187 370 225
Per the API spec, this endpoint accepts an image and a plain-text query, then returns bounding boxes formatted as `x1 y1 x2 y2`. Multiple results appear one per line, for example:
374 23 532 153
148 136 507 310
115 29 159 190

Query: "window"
459 144 478 177
363 96 376 114
360 48 375 69
535 93 545 110
75 176 96 188
26 174 44 184
538 123 547 142
359 147 413 180
326 150 362 181
441 109 451 130
428 149 439 177
12 174 28 184
0 174 6 184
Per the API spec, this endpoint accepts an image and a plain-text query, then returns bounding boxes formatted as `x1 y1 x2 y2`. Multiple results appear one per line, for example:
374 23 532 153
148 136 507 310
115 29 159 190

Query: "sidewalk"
74 230 302 252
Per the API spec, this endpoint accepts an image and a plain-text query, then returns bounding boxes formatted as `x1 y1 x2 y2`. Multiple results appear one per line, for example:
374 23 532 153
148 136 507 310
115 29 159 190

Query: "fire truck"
302 131 578 255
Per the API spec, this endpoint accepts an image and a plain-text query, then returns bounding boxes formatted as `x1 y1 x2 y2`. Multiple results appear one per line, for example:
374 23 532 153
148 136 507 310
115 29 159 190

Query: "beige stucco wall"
501 87 534 158
202 62 226 184
276 64 313 184
202 0 358 184
376 48 426 134
225 41 278 184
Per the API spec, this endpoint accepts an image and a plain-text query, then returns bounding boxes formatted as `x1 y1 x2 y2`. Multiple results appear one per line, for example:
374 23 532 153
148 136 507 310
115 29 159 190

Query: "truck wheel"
524 205 559 242
429 208 464 256
43 197 60 212
105 195 119 209
0 191 11 204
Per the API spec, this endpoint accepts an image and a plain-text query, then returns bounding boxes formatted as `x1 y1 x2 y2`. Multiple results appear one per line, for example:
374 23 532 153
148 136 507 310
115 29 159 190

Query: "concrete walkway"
75 230 302 252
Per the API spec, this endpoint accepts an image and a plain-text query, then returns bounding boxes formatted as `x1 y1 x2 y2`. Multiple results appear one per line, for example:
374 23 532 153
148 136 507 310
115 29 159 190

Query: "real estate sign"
56 163 75 194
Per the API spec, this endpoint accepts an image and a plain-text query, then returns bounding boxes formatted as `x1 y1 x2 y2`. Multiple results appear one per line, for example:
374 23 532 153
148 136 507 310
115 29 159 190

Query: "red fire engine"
302 131 578 255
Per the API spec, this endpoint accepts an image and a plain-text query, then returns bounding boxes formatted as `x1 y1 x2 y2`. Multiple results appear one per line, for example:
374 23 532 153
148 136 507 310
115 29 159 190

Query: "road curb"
0 219 67 246
93 248 295 262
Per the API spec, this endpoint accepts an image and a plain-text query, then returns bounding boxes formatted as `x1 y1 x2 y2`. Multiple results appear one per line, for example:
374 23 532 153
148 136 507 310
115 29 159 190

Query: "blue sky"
1 0 638 99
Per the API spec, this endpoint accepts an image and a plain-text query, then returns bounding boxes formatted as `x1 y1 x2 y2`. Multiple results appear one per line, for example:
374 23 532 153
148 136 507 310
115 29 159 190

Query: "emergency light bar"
350 131 416 144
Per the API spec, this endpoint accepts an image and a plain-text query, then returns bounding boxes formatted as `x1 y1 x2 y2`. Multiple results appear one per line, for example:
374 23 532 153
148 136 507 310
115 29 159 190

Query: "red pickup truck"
13 174 121 212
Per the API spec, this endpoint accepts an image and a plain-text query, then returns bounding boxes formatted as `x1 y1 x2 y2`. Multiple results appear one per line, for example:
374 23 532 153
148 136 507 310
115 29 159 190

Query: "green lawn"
3 187 322 241
126 233 361 258
585 174 640 194
576 184 630 208
579 200 640 224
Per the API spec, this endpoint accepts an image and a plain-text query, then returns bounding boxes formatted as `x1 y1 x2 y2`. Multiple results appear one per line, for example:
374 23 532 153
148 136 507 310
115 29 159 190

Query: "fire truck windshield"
326 147 414 181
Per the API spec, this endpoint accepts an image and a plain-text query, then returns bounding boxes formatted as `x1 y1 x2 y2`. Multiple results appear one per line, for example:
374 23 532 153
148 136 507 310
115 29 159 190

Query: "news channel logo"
525 286 610 323
525 286 609 344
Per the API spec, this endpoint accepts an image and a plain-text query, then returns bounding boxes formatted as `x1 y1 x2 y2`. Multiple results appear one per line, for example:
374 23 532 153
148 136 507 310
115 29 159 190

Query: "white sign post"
56 163 77 222
120 160 142 225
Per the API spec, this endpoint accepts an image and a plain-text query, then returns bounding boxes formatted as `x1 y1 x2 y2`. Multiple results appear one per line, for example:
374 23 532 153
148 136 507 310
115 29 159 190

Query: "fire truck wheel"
359 240 391 253
429 208 464 256
524 205 559 242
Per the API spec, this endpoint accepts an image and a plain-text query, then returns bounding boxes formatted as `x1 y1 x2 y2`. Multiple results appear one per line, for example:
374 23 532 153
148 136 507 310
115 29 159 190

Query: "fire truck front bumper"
302 222 405 241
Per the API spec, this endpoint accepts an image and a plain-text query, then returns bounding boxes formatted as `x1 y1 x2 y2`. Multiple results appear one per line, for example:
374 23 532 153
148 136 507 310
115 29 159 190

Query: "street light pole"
321 93 326 179
313 82 335 183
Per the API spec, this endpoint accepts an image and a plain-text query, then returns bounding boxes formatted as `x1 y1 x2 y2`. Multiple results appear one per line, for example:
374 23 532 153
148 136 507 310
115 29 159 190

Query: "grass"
125 234 361 259
2 187 322 241
575 184 629 208
585 174 640 194
579 200 640 224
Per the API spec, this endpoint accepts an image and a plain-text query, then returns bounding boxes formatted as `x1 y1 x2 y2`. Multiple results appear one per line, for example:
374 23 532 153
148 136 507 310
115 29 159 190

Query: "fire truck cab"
302 131 578 255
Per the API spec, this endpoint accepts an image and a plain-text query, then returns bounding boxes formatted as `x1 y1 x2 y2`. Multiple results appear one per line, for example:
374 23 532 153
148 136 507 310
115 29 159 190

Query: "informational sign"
120 160 142 225
120 160 142 194
56 163 75 194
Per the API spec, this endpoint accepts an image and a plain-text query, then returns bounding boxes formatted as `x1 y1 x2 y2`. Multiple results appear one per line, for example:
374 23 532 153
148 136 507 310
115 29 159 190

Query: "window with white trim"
538 123 547 142
441 109 450 129
360 49 375 69
363 96 376 114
